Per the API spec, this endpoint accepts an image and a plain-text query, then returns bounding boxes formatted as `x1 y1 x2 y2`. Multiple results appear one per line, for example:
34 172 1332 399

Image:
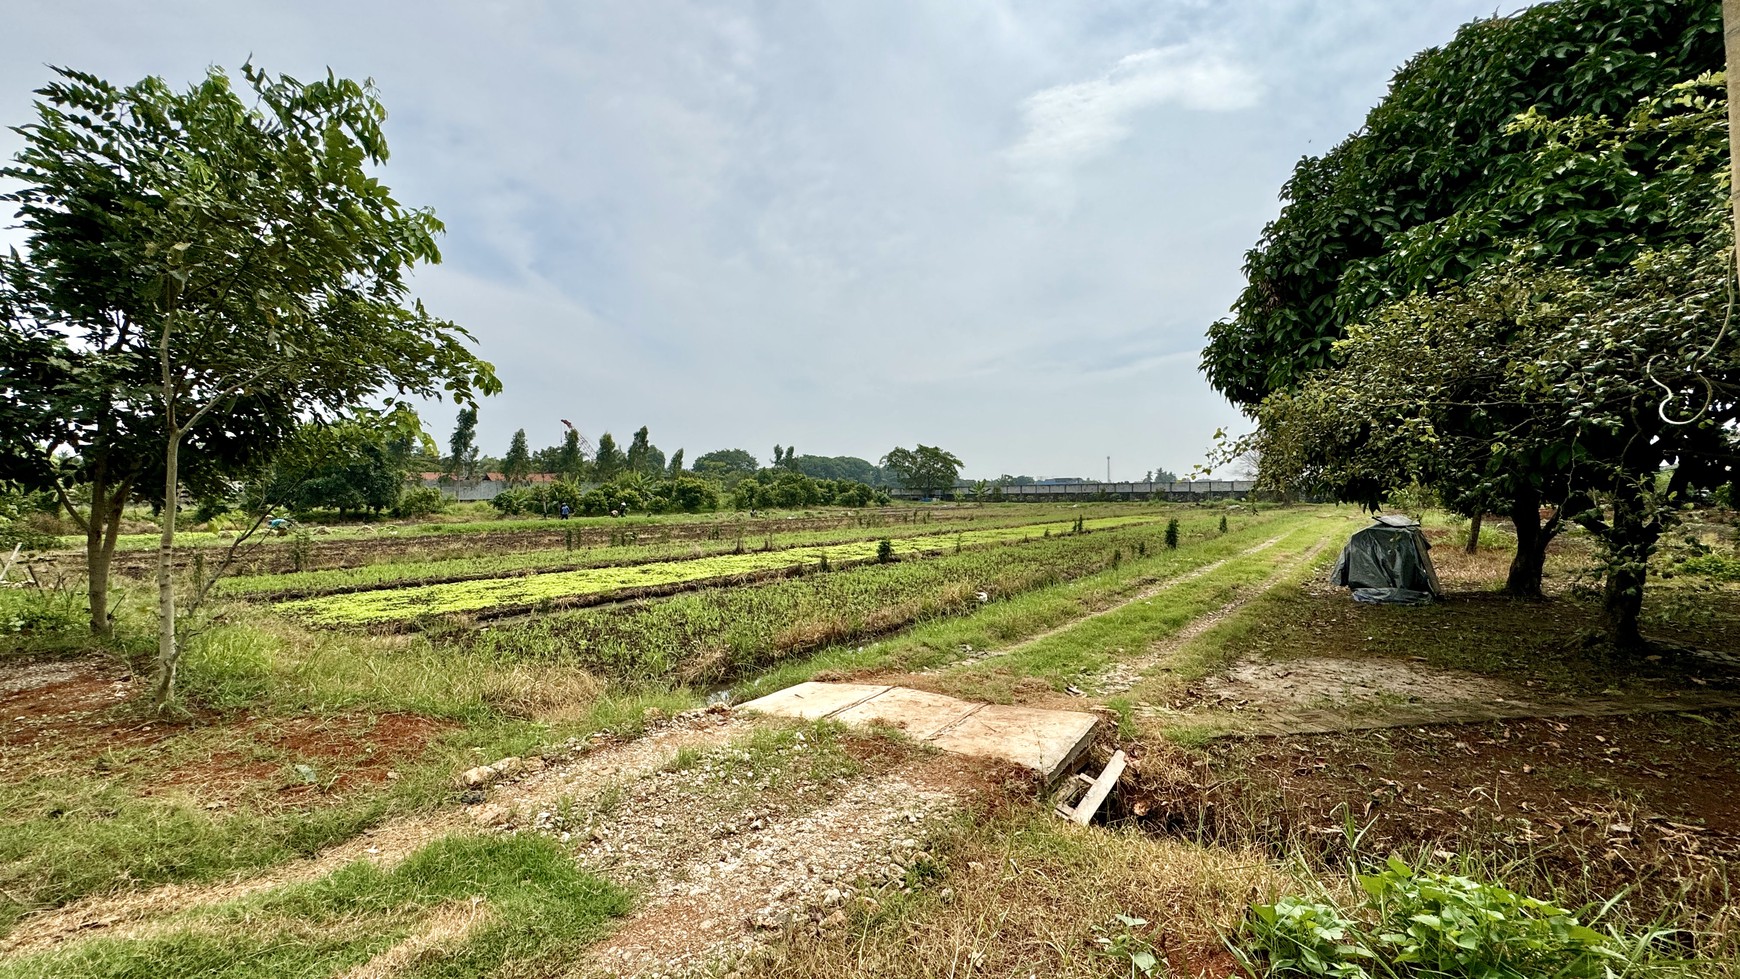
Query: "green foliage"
1202 0 1720 405
501 429 532 486
881 445 964 498
1092 913 1162 976
591 433 624 481
391 486 449 519
1219 513 1228 534
1680 553 1740 582
252 407 428 517
447 408 480 481
1165 518 1179 550
2 833 630 979
278 515 1161 626
876 539 895 564
1242 858 1674 979
692 448 760 483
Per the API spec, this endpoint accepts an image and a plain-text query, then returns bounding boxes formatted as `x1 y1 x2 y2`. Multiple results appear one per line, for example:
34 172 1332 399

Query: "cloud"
1006 44 1261 172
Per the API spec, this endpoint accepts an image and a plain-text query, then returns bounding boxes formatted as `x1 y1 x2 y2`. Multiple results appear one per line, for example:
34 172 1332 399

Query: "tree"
1202 0 1719 406
502 429 532 487
0 64 497 705
254 407 429 516
551 429 586 482
593 432 624 481
447 407 480 481
667 448 685 476
1250 75 1739 644
626 425 664 476
880 445 963 499
692 448 759 483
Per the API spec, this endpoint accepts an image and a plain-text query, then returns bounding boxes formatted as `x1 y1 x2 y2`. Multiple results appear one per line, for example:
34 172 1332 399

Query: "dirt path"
580 751 974 977
934 534 1289 676
0 711 748 958
1091 540 1329 696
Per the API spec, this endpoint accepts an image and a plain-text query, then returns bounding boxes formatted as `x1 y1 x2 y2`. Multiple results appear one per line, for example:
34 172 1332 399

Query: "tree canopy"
880 445 963 498
0 63 497 702
1202 0 1720 406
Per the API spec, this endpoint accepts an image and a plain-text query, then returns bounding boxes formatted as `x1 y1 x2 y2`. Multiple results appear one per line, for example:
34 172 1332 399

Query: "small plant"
289 529 314 572
1092 913 1161 978
1137 541 1148 557
1164 518 1179 549
1219 513 1228 533
818 552 830 572
1240 858 1672 979
876 539 895 563
1111 548 1122 568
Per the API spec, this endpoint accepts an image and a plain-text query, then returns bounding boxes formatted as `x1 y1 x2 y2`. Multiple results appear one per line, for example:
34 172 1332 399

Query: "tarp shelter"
1330 514 1443 605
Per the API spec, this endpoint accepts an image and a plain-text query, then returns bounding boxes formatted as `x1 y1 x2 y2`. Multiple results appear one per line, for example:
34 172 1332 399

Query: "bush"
1241 858 1671 979
1681 552 1740 582
391 486 449 518
1165 518 1180 549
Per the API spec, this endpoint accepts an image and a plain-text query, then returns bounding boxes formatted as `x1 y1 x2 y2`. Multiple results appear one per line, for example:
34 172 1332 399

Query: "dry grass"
738 809 1295 979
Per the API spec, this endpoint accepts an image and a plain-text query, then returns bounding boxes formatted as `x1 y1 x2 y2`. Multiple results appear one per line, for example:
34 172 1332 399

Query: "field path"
0 712 748 958
934 533 1288 675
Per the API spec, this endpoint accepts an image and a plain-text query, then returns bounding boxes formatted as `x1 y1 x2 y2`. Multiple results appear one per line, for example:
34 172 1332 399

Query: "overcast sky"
4 1 1519 480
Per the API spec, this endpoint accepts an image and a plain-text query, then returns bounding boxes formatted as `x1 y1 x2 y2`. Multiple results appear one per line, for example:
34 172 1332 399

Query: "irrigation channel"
277 514 1167 627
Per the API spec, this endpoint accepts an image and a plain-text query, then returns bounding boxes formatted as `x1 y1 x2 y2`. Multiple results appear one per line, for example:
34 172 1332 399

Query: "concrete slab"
739 681 1100 782
829 686 978 741
737 681 890 720
928 703 1099 781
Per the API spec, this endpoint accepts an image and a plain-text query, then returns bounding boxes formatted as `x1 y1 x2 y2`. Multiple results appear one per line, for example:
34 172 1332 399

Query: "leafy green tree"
552 429 586 482
1202 0 1719 406
448 407 480 481
626 425 666 476
789 455 886 485
593 432 624 481
254 408 428 516
1252 76 1739 644
0 64 496 705
502 429 532 487
881 445 964 499
667 448 685 476
693 448 759 483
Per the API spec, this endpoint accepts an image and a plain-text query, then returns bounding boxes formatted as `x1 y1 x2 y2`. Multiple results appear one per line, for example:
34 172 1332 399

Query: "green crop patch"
277 515 1165 627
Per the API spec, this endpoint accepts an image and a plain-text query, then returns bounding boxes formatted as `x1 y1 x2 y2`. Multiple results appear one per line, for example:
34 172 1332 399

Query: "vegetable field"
275 513 1167 626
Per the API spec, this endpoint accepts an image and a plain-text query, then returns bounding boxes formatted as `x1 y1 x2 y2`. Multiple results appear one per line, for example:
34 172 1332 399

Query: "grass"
461 513 1245 685
275 514 1167 626
1 833 631 979
735 805 1294 979
731 507 1326 700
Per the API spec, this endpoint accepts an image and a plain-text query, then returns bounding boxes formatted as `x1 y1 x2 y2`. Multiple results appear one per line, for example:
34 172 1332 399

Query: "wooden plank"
1068 750 1127 825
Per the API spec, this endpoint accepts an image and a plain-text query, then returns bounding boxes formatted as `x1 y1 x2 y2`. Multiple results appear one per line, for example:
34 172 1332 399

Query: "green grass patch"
3 832 631 979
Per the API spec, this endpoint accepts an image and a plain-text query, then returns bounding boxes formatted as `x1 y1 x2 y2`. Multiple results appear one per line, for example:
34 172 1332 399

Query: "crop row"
453 510 1298 685
219 507 1132 600
275 514 1167 626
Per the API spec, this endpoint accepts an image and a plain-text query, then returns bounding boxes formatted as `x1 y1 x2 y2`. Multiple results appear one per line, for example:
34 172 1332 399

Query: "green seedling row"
278 515 1164 627
458 512 1262 684
221 507 1122 600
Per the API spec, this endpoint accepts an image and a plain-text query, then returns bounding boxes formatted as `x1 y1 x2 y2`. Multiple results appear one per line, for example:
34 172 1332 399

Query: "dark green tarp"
1329 515 1442 605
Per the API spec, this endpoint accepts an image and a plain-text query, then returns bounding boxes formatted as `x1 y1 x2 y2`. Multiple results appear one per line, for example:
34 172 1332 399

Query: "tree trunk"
152 434 180 709
1725 0 1740 278
86 484 113 637
1600 481 1656 653
82 481 129 636
1464 512 1484 555
1504 496 1550 597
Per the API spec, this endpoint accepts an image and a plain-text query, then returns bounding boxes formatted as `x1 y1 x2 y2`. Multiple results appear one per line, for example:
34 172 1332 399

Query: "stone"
822 887 844 907
821 910 847 929
490 756 526 777
458 765 496 788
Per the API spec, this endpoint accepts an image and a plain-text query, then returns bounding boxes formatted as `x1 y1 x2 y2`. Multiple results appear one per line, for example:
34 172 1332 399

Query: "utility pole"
1105 456 1110 483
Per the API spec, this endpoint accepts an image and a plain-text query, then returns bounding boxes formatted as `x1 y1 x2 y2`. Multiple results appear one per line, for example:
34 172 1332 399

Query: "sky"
3 1 1522 480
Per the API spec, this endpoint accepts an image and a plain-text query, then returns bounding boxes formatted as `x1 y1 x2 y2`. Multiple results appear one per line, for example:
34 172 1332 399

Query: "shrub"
1219 513 1228 533
1681 552 1740 582
876 539 894 563
391 486 449 518
1165 518 1180 549
1241 858 1672 979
